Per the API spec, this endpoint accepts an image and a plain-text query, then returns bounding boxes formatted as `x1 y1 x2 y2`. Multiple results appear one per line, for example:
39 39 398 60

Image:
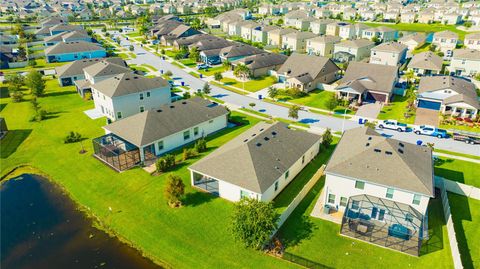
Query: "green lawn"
179 58 197 67
363 22 470 39
413 43 432 55
378 95 416 124
439 123 480 134
448 194 480 269
277 178 453 268
220 76 277 92
0 79 299 269
126 32 141 37
164 50 177 58
210 81 247 95
3 59 67 74
434 157 480 187
198 66 226 77
433 149 480 161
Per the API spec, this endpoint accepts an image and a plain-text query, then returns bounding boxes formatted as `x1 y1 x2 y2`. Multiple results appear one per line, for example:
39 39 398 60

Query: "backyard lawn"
179 58 197 67
198 66 225 77
448 194 480 269
277 179 453 268
0 79 299 269
220 76 277 92
3 59 67 74
377 95 416 124
363 22 470 39
434 157 480 188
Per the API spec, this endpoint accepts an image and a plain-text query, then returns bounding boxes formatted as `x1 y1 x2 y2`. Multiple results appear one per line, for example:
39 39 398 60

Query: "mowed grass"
0 79 298 269
363 22 470 39
220 76 277 92
448 194 480 269
434 157 480 187
378 95 416 124
277 178 453 268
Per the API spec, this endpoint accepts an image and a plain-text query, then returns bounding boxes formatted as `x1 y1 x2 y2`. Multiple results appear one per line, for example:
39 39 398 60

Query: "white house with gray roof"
432 30 458 59
333 39 375 62
189 122 321 202
407 51 443 76
448 49 480 77
92 73 171 123
370 42 408 66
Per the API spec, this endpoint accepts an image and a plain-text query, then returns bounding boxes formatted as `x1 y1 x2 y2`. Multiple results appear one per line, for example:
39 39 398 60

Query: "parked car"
452 130 480 144
197 64 210 70
413 125 448 138
378 120 408 132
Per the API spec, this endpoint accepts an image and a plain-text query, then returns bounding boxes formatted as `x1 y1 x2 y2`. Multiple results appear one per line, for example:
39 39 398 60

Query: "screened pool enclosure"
340 194 428 256
93 134 141 171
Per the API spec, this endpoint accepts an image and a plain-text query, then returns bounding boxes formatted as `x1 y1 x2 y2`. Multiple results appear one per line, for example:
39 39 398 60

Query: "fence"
435 177 463 269
282 252 333 269
275 164 326 232
443 179 480 200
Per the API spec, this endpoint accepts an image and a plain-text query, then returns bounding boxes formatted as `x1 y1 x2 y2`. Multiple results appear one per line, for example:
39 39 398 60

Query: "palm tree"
222 60 231 71
233 64 250 92
267 86 278 101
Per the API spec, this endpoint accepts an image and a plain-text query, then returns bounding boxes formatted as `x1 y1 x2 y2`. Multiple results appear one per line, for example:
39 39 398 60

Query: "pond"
1 174 162 269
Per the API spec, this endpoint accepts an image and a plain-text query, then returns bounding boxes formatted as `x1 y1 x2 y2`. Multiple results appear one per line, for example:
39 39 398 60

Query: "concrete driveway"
415 108 440 126
356 103 382 120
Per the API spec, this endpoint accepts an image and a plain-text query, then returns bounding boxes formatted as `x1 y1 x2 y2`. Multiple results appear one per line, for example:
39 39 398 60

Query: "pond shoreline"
1 165 171 269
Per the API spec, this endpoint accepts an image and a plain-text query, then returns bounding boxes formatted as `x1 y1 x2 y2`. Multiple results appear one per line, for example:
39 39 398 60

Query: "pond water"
1 174 162 269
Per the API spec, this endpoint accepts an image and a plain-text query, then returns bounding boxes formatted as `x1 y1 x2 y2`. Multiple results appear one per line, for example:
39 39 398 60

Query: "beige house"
306 35 341 57
407 51 443 76
432 30 458 58
267 28 297 47
333 39 375 62
448 49 480 77
240 21 260 41
417 11 434 24
252 25 279 44
281 31 317 52
398 33 426 53
400 12 416 23
464 33 480 50
370 42 408 66
309 19 334 35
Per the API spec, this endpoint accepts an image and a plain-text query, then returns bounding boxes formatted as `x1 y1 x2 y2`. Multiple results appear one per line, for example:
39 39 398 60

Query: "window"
386 188 394 199
285 170 289 179
274 181 279 191
378 209 385 221
158 141 164 150
183 130 190 140
209 120 213 123
412 194 421 205
302 155 305 164
117 111 122 119
194 127 199 136
355 181 365 190
240 189 249 198
328 193 335 204
340 197 347 207
140 93 144 100
146 91 150 97
351 200 360 210
140 106 145 113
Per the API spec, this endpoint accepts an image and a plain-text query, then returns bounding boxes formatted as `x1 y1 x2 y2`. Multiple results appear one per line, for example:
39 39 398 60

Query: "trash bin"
181 81 185 86
258 94 262 100
200 74 203 78
358 118 363 124
416 140 422 146
160 70 163 74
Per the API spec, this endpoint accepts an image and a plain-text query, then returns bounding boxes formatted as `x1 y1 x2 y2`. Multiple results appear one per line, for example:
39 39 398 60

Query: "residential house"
448 49 480 77
267 28 297 47
417 11 435 24
284 10 310 28
306 35 341 57
231 53 288 77
333 39 375 63
160 25 201 46
189 122 321 202
321 127 433 256
49 24 84 36
98 97 229 168
92 73 171 122
335 62 399 104
240 21 260 41
277 53 340 92
432 30 458 58
44 41 107 63
173 34 211 50
150 20 183 39
464 33 480 50
281 31 317 52
370 42 408 66
398 33 426 54
362 26 397 42
416 76 478 118
195 38 233 65
252 25 279 44
407 51 443 76
309 19 334 35
44 30 91 46
219 44 263 62
443 13 462 25
400 12 416 23
326 21 343 37
75 60 132 97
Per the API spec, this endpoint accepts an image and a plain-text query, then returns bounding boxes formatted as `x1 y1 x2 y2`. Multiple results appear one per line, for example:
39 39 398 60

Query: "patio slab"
84 108 103 120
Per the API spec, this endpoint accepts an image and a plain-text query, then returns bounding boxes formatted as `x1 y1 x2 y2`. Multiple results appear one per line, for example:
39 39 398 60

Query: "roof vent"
134 76 138 79
243 139 248 142
366 143 370 147
125 78 130 80
252 133 256 137
368 137 372 140
264 137 270 141
170 105 175 108
259 128 264 131
182 101 187 104
399 142 404 148
374 149 381 153
385 151 392 155
156 109 162 112
398 148 404 154
256 143 262 147
271 131 277 136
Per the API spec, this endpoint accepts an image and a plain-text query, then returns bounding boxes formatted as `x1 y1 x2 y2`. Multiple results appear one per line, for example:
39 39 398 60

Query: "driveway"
355 103 382 119
415 108 440 126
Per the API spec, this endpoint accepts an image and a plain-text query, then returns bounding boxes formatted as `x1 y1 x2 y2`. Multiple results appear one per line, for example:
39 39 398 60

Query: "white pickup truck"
378 120 408 132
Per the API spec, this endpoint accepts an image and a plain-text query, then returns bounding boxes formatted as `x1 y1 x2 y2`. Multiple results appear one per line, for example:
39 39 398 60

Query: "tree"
222 59 231 71
5 73 24 91
164 174 185 208
165 70 173 76
248 102 256 109
321 128 333 149
30 97 47 122
129 45 134 51
288 105 300 119
326 95 338 113
267 86 278 101
156 154 176 172
405 70 415 85
371 36 380 44
189 46 200 62
364 120 377 129
25 70 45 96
202 83 211 94
231 198 278 249
214 72 223 81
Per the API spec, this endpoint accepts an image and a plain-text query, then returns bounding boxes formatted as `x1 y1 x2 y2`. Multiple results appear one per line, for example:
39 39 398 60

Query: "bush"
156 154 176 172
9 91 24 102
64 131 82 143
285 87 306 98
31 109 47 122
160 49 165 55
183 91 191 99
165 70 173 76
164 174 185 207
83 91 92 100
214 72 223 81
194 138 207 153
321 128 333 149
182 148 198 161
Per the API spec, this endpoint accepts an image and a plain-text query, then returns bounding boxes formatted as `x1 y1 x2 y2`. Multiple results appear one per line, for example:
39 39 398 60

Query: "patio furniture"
388 224 411 240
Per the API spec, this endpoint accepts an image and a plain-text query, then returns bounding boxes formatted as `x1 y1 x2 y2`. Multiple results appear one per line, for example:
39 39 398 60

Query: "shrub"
9 90 24 102
214 72 223 81
182 148 198 161
64 131 82 143
156 154 176 172
194 138 207 153
321 128 333 149
31 109 47 122
285 87 306 98
165 70 173 76
164 174 185 207
83 91 92 100
183 91 191 99
160 49 165 55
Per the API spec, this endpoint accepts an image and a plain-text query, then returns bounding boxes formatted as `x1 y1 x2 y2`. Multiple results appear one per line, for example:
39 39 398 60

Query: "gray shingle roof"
452 49 480 60
337 62 398 94
408 51 443 71
219 44 264 58
44 41 105 55
371 42 407 53
326 127 434 197
55 57 126 77
83 61 131 78
104 97 229 147
278 53 340 82
234 53 288 70
189 122 321 193
92 73 169 98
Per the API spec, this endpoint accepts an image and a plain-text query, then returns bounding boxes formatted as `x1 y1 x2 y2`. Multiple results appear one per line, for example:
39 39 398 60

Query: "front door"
143 144 156 161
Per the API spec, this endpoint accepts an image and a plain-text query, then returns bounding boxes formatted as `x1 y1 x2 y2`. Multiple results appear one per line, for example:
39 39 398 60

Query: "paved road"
114 33 480 156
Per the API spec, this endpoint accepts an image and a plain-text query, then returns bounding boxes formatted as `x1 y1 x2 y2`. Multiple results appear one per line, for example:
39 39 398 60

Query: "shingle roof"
189 122 321 193
219 44 263 58
44 41 105 55
433 30 458 39
234 53 288 70
452 49 480 60
278 53 340 83
371 42 407 53
337 62 398 94
104 97 229 147
83 60 131 78
92 73 169 98
336 39 374 48
307 35 341 44
326 127 434 197
418 76 479 109
408 51 443 71
44 30 89 42
55 57 126 77
399 33 426 44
